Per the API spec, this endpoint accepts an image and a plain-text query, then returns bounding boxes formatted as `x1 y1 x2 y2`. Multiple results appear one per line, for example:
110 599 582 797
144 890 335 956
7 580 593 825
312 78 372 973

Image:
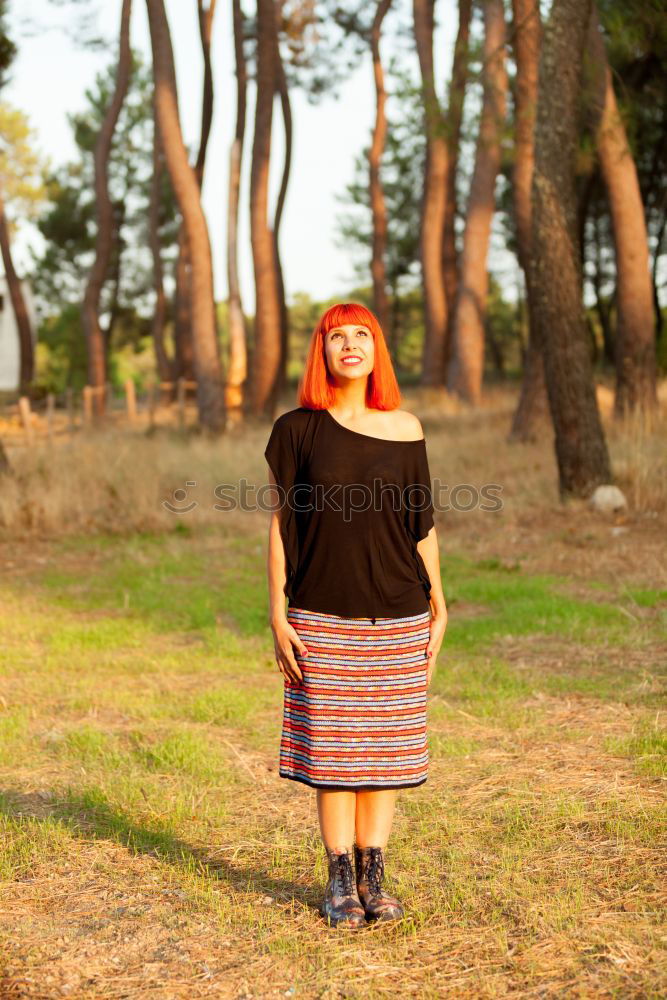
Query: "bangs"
319 302 379 337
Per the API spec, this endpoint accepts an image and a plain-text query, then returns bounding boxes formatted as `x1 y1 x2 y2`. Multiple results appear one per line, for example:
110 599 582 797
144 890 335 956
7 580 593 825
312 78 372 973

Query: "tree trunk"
588 6 657 419
81 0 132 419
149 110 174 387
0 193 34 394
369 0 393 344
447 0 507 405
529 0 611 497
225 0 248 426
171 0 217 390
591 208 615 366
195 0 217 187
442 0 472 362
508 0 550 440
146 0 225 433
414 0 448 386
273 0 292 407
103 198 125 370
247 0 281 418
173 226 195 382
651 214 665 344
0 436 9 476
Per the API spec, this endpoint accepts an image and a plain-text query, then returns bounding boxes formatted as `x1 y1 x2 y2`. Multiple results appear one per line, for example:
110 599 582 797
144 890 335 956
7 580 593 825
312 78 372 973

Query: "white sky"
5 0 459 312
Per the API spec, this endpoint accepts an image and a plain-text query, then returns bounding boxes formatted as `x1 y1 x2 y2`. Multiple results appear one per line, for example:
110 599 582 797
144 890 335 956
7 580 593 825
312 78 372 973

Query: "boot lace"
366 848 385 897
332 853 355 896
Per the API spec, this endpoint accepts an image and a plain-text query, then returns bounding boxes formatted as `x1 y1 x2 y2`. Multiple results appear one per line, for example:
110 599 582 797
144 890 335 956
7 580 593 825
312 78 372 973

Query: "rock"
589 485 627 514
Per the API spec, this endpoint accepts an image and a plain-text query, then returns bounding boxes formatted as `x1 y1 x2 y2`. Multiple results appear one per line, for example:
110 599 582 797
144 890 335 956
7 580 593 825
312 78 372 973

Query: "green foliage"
587 1 667 335
333 57 424 297
33 302 157 395
485 276 524 378
35 305 87 391
31 47 180 384
0 102 47 222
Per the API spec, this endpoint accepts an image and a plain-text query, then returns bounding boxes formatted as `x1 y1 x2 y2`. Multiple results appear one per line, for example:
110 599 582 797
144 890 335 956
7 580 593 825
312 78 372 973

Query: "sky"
5 0 460 313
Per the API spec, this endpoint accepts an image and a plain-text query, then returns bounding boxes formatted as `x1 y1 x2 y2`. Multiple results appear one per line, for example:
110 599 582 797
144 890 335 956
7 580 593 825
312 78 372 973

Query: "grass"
0 390 665 997
607 719 667 777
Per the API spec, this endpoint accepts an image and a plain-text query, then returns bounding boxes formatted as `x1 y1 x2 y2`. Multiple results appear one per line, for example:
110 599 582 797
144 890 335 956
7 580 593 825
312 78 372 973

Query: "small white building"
0 274 37 392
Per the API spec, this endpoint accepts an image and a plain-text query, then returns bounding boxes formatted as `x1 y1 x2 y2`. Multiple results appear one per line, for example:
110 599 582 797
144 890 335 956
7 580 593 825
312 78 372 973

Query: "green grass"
0 527 665 997
607 720 667 777
0 709 30 766
624 587 667 608
39 532 269 639
14 534 663 714
444 553 639 650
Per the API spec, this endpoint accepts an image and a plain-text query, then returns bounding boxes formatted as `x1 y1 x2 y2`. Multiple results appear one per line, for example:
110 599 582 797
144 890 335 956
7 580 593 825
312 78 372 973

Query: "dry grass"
1 380 666 542
0 383 665 998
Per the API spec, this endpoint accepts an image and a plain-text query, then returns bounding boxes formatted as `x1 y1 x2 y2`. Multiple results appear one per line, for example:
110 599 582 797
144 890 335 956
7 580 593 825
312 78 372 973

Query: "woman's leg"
316 789 357 850
353 789 404 920
354 789 398 848
317 789 366 926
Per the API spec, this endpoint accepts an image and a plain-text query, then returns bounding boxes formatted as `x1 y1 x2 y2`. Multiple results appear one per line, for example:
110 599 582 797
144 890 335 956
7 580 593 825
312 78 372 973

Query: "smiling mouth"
341 356 363 365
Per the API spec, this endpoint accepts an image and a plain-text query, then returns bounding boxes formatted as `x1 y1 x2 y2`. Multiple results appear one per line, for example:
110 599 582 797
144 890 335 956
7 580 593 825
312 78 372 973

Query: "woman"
264 302 448 929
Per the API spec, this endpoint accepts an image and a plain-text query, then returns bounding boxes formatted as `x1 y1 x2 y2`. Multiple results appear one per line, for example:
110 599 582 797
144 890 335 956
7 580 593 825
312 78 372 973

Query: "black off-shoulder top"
264 406 435 618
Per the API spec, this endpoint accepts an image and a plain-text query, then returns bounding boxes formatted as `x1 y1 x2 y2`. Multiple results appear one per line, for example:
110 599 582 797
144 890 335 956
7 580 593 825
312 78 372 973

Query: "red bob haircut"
297 302 402 411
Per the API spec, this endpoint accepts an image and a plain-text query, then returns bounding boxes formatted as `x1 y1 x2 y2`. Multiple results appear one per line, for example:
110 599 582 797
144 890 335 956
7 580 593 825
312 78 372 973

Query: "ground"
0 385 665 998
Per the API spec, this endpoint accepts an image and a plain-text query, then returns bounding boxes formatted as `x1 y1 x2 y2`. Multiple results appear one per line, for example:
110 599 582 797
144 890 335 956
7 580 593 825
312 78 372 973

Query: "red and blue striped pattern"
279 606 431 789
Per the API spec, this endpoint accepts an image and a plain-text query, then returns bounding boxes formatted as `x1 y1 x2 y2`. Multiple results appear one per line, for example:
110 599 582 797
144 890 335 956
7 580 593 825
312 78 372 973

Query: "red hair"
297 302 402 410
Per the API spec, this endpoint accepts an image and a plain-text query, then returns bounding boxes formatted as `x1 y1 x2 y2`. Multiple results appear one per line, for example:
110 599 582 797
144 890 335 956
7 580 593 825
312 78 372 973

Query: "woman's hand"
271 617 308 685
425 606 448 689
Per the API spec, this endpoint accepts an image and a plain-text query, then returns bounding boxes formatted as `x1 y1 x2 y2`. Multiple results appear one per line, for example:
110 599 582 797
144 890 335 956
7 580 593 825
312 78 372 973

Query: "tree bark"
369 0 393 344
447 0 507 405
442 0 472 362
225 0 248 425
247 0 282 417
0 193 34 394
273 0 292 408
146 0 225 433
103 198 124 369
173 226 195 382
81 0 132 419
0 436 9 475
529 0 611 497
414 0 448 386
508 0 550 440
195 0 217 187
149 110 174 388
172 0 217 389
651 214 665 344
591 207 615 366
588 6 657 419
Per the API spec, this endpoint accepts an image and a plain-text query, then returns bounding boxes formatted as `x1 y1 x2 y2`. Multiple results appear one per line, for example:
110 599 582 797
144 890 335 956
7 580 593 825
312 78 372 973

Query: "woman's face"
324 323 375 384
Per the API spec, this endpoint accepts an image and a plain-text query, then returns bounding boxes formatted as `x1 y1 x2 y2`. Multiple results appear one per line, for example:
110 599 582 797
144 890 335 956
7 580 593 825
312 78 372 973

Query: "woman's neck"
329 381 369 416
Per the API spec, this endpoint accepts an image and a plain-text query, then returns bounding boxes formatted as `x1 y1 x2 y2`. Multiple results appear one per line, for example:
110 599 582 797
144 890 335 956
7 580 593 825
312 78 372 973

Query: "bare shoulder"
387 409 425 442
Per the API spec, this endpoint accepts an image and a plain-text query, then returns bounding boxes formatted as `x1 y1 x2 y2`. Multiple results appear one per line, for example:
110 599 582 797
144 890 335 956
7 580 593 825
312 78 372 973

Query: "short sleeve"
404 440 435 543
264 413 299 498
264 414 301 596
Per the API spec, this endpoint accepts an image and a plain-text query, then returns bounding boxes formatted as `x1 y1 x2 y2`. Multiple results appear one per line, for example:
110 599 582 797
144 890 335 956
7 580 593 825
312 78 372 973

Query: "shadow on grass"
0 785 321 913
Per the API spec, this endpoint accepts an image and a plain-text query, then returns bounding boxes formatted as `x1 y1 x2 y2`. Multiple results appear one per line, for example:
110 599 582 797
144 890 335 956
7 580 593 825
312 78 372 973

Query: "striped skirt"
279 606 431 789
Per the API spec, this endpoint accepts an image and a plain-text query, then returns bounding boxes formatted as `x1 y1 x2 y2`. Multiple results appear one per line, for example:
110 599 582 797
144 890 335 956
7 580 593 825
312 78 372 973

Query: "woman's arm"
416 525 448 686
267 466 289 626
266 465 306 684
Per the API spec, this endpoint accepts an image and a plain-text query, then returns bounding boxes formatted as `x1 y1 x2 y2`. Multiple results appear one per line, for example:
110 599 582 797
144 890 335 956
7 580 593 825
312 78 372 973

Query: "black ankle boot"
319 847 367 929
354 845 404 922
